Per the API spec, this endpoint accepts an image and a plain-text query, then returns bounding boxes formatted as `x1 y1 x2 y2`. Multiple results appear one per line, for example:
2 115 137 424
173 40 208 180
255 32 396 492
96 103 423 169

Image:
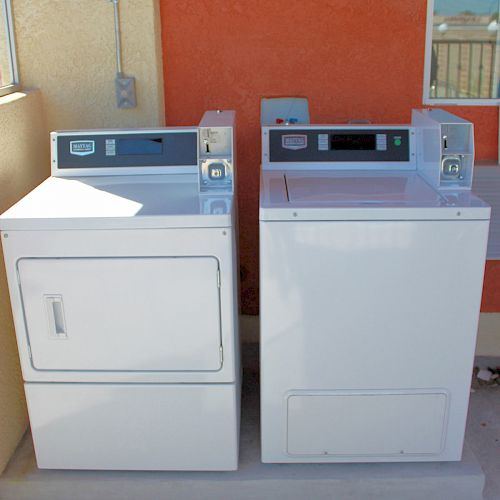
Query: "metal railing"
431 40 498 99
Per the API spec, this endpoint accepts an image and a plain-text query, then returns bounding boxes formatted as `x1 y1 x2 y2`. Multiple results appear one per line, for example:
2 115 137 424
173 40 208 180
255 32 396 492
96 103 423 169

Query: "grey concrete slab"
0 345 487 500
466 381 500 500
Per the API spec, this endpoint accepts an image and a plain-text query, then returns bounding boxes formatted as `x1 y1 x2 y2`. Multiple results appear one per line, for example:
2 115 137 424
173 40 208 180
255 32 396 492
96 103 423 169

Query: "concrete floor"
468 387 500 500
0 346 499 500
468 357 500 500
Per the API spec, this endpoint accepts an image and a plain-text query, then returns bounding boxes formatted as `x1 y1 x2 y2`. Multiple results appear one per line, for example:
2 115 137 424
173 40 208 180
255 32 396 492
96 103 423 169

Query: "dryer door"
18 257 222 372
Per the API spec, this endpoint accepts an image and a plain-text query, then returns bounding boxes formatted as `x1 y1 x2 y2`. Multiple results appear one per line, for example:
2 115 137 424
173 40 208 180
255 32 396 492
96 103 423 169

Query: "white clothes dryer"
1 111 241 471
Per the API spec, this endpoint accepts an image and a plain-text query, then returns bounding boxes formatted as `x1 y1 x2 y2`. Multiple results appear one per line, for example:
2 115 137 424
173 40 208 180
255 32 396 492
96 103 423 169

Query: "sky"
435 0 499 15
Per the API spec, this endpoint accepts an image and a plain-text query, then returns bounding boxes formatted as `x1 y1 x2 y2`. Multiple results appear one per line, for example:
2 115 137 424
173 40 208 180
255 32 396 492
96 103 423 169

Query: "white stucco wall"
0 90 49 473
0 0 164 472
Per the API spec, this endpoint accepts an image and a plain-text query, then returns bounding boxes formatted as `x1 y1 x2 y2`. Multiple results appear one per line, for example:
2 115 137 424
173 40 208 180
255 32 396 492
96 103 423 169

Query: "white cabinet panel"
260 219 488 462
26 382 239 470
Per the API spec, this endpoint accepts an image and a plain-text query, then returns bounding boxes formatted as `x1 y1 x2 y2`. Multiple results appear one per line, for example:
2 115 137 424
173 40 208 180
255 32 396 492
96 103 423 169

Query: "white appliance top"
0 174 234 230
473 165 500 259
260 170 490 221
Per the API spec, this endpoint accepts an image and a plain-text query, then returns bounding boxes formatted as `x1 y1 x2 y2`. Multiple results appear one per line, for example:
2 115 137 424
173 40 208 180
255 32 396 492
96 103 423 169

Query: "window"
424 0 500 105
0 0 18 97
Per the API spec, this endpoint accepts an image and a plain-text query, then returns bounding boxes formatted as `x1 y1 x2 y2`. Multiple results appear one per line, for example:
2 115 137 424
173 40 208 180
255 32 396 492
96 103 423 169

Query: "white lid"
286 171 441 205
260 170 490 221
1 174 234 230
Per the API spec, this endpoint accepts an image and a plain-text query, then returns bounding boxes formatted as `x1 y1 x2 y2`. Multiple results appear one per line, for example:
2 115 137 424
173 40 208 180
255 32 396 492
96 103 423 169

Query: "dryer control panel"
51 129 199 177
50 110 236 186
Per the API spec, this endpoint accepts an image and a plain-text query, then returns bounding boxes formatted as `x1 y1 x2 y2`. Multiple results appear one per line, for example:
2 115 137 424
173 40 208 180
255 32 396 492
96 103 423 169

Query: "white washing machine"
1 110 241 470
260 109 490 463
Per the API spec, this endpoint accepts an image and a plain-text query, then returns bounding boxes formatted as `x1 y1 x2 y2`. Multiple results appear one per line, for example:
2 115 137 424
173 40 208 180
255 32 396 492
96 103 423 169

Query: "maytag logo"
282 134 307 150
70 140 95 156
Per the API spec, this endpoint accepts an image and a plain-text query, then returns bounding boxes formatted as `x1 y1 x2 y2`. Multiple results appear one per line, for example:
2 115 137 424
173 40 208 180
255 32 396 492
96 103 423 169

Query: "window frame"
423 0 500 106
0 0 19 98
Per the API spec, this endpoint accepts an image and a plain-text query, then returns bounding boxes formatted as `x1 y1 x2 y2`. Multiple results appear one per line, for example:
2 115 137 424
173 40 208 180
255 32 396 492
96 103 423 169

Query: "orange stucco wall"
160 0 500 314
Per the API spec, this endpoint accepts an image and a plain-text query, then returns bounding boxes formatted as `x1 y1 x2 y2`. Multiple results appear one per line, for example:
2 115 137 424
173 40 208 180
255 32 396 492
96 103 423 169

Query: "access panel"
18 257 222 372
287 392 447 457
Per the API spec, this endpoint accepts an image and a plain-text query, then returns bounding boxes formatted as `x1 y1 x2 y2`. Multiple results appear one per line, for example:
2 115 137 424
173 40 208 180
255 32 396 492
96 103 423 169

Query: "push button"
376 134 387 151
318 134 329 151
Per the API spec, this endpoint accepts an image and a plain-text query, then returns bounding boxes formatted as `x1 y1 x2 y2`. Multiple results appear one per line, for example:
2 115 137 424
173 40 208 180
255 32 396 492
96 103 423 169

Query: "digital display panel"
331 134 376 151
117 138 163 155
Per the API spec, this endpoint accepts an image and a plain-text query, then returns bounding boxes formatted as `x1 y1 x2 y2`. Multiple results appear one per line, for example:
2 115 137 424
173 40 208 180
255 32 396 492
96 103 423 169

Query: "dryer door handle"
45 295 68 339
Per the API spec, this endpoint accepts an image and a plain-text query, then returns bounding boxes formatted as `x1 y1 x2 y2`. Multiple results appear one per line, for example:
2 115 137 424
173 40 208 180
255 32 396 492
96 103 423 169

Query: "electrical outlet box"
115 74 137 109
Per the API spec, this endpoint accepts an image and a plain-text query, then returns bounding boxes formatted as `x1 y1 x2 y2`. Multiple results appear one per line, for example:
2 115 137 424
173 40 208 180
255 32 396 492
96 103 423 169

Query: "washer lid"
260 170 490 221
286 171 439 204
0 174 235 230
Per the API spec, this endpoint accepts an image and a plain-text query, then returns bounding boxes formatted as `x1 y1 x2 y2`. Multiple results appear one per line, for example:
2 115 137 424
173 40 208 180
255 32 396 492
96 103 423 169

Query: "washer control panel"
265 127 412 164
